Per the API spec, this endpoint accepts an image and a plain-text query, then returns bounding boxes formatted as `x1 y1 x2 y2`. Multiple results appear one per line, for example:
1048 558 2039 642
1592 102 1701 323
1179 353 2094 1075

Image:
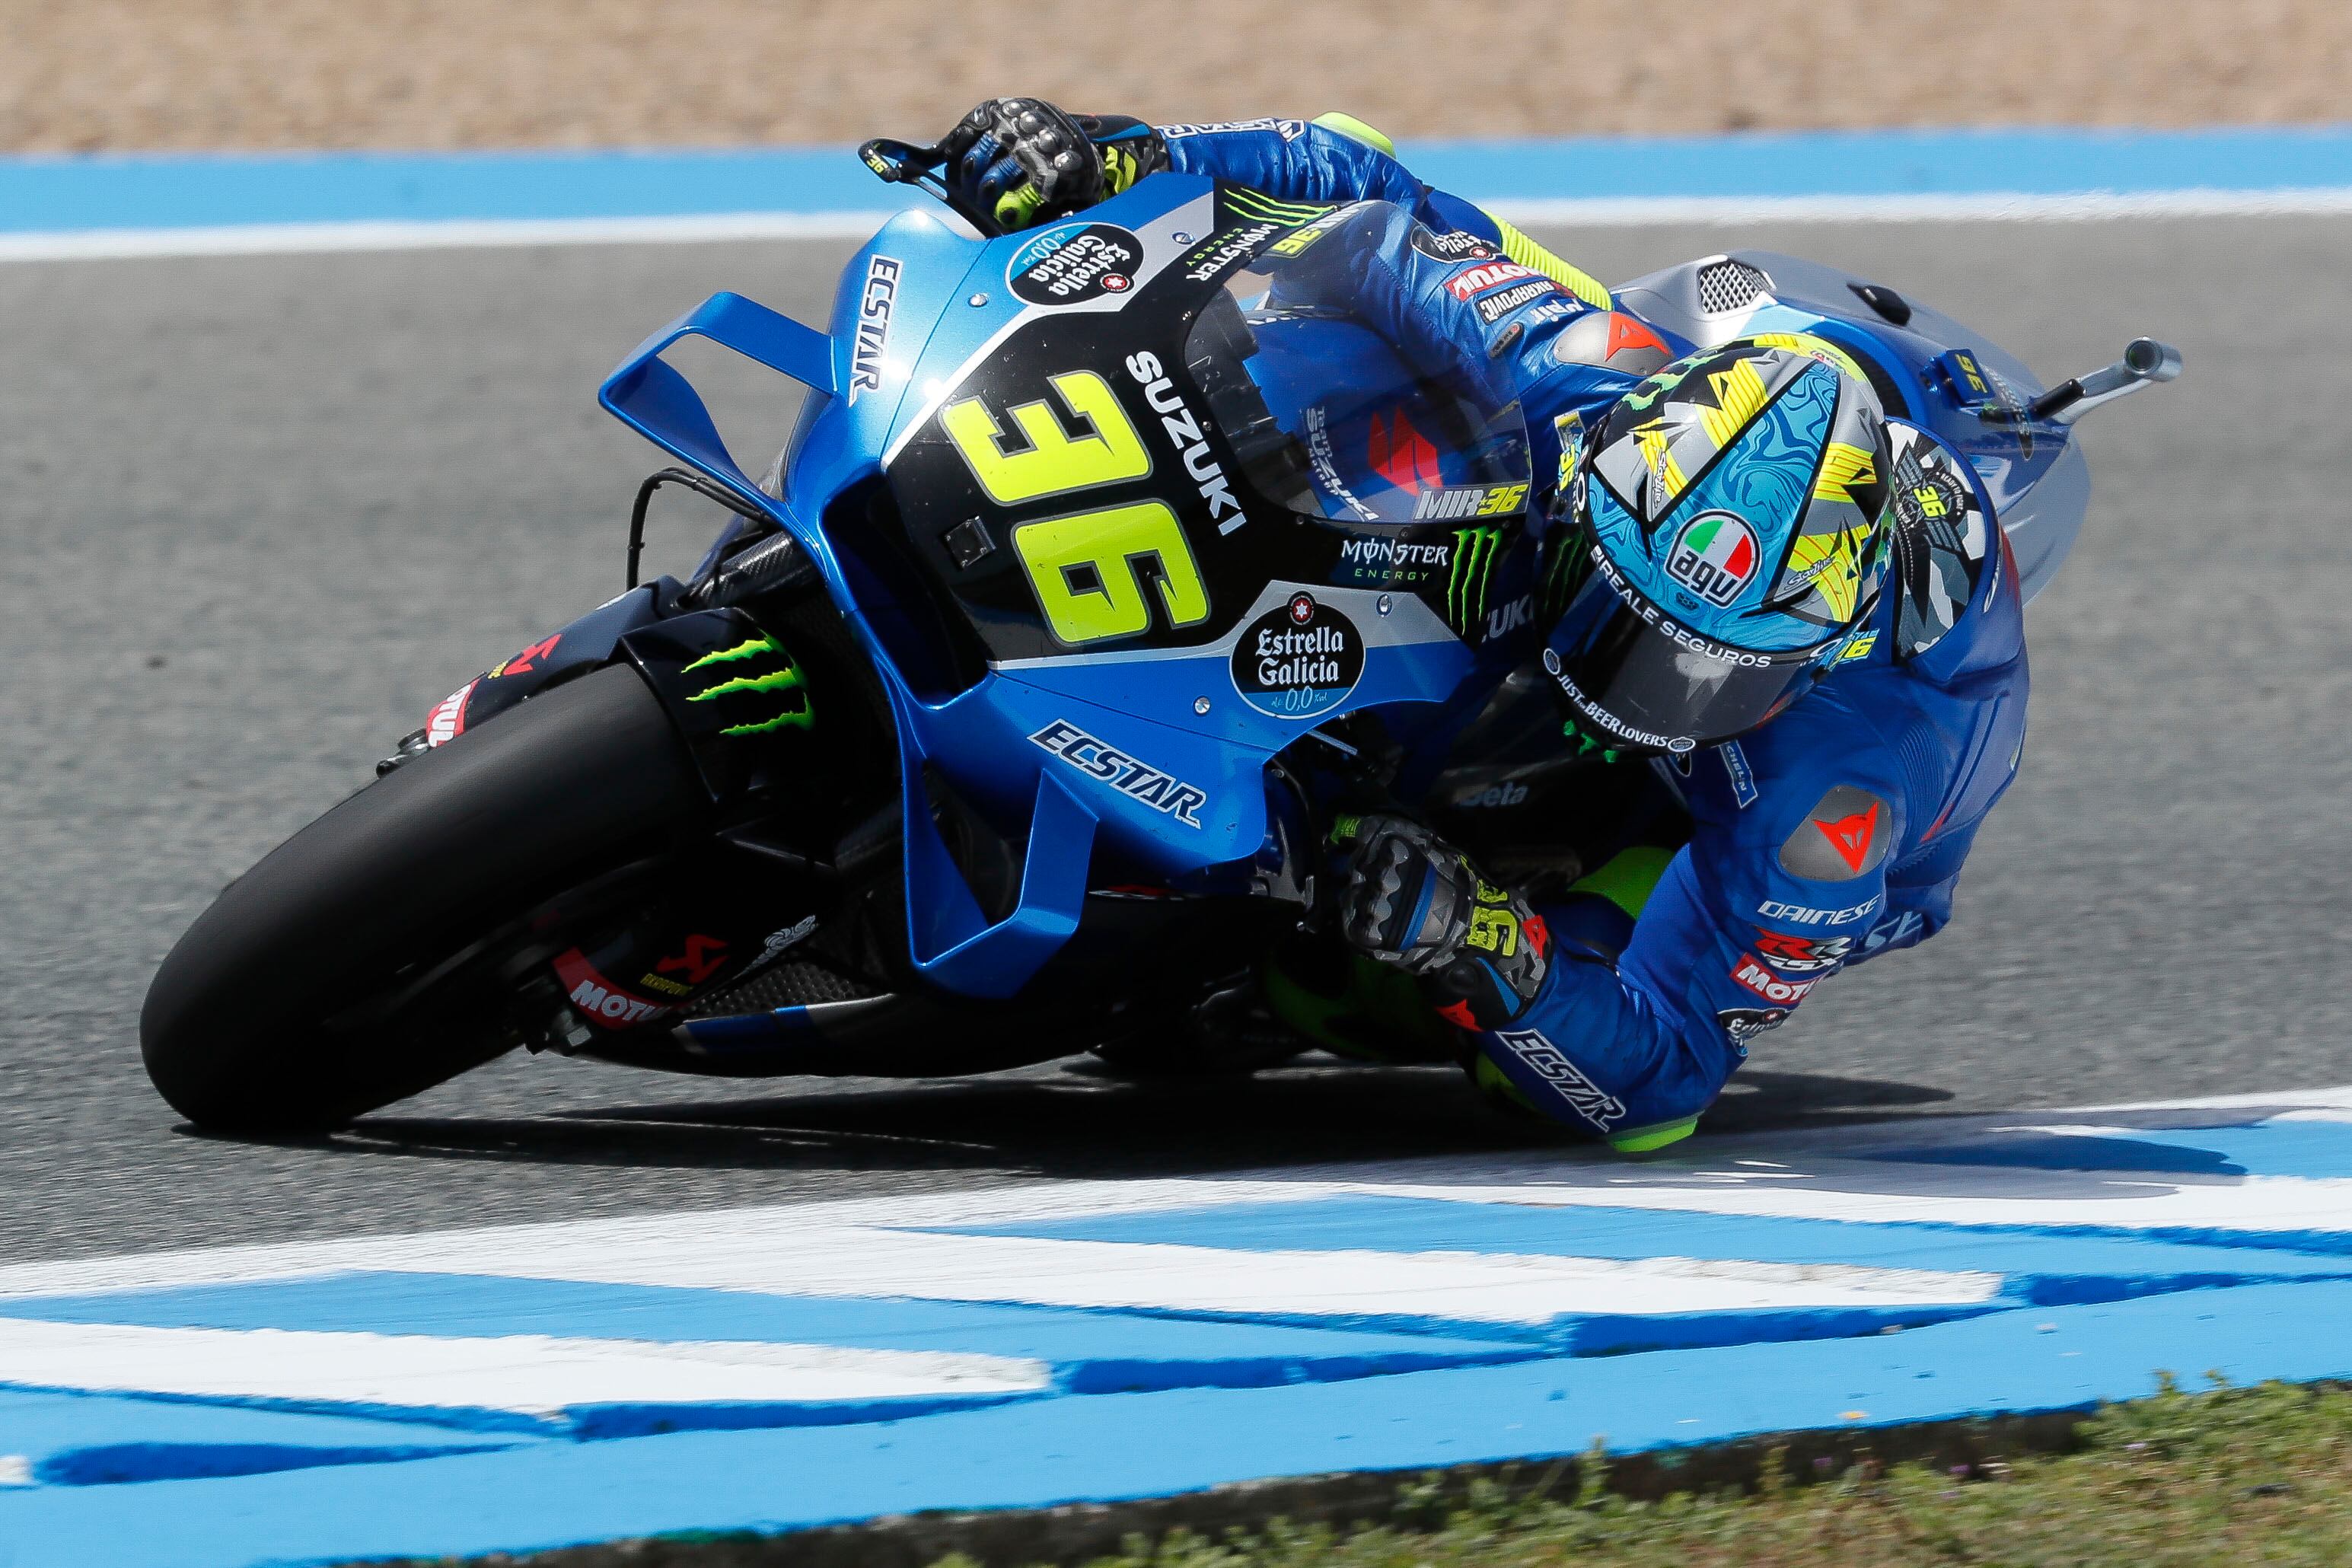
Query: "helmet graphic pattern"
1582 339 1892 653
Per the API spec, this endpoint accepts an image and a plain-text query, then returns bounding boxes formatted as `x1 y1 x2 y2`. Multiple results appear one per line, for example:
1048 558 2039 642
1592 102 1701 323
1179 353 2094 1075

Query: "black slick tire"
140 664 706 1133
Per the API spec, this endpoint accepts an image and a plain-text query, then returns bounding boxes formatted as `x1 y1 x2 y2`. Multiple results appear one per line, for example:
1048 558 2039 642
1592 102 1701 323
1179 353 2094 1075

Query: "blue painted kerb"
6 126 2352 234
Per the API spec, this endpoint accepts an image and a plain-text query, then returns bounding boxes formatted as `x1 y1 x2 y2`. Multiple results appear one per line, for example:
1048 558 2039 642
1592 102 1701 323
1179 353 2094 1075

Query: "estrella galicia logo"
1716 1005 1789 1045
1232 591 1364 719
1410 226 1496 264
1007 222 1143 306
1665 510 1761 608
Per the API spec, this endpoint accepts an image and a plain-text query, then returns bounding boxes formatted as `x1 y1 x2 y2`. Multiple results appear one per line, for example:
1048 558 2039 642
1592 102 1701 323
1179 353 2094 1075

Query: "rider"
939 100 2029 1153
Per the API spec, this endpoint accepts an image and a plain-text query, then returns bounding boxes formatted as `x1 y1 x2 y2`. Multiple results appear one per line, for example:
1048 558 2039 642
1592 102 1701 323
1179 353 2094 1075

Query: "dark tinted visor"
1542 553 1831 754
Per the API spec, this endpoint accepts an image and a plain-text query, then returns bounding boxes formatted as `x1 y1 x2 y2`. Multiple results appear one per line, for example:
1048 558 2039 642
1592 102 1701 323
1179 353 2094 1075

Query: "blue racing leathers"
1160 120 1660 510
1162 116 2031 1152
1501 555 2029 1150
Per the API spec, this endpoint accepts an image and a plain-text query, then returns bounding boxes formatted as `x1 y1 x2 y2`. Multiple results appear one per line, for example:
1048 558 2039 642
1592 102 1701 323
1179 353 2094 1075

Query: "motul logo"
424 680 476 748
553 948 671 1030
1731 955 1818 1007
1445 261 1541 301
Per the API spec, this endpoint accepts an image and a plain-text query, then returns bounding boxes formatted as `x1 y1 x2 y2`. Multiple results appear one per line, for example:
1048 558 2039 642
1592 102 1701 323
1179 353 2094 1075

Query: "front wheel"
141 664 709 1133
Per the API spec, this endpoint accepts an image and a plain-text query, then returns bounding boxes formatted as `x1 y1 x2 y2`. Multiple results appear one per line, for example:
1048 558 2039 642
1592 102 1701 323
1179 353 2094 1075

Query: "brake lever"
856 137 1006 238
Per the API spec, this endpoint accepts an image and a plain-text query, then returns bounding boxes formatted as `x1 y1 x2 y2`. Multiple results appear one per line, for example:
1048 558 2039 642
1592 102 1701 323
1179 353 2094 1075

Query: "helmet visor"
1541 547 1833 755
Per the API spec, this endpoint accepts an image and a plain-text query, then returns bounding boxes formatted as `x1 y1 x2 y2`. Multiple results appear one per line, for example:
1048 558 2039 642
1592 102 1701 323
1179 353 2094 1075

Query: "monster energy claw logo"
1448 525 1503 635
682 634 814 737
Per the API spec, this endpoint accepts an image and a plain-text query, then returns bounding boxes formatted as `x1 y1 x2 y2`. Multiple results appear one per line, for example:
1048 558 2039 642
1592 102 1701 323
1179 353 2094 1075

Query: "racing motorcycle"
139 143 2181 1132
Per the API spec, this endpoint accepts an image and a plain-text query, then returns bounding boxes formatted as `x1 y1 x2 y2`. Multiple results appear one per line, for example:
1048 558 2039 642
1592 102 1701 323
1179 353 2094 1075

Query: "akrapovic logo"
1474 279 1558 324
1493 1027 1626 1131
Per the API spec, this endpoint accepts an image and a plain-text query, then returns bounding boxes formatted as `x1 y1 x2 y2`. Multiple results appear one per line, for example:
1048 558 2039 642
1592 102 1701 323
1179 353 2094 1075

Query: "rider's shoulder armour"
1882 419 1991 661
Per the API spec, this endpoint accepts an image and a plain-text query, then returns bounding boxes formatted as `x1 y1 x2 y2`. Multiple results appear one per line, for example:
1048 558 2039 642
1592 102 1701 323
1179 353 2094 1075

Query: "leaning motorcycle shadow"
263 1062 1958 1176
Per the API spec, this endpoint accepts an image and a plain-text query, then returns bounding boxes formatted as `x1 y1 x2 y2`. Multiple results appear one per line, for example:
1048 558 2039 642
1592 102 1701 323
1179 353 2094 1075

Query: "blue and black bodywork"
436 171 2103 1076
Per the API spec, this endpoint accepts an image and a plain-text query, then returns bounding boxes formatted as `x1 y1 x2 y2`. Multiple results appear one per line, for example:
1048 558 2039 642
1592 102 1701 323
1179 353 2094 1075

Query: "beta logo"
1730 954 1819 1006
1665 511 1761 607
553 949 672 1031
1008 222 1143 306
1453 779 1529 809
1231 593 1364 719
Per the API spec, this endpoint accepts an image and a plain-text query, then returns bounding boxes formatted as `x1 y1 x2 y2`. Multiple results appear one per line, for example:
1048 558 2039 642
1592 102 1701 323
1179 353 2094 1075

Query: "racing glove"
1334 814 1551 1032
941 97 1168 232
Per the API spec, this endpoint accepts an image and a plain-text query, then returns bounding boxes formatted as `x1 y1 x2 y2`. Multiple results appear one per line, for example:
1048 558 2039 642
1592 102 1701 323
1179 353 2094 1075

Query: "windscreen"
1184 270 1531 528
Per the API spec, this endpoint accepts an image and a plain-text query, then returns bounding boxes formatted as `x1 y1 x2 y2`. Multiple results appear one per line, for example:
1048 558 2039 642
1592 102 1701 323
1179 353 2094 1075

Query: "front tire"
141 664 708 1133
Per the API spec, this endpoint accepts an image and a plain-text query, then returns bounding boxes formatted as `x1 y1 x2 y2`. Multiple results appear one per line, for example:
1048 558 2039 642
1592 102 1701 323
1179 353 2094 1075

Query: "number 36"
940 370 1209 645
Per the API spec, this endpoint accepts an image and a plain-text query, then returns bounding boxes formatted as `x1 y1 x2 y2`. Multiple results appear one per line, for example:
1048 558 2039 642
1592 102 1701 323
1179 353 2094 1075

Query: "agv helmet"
1543 336 1894 757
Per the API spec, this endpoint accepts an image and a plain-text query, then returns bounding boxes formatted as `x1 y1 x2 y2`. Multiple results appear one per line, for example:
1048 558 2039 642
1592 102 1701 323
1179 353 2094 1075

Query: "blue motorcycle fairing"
871 180 1222 467
1713 272 2084 601
826 207 983 445
440 583 665 739
604 174 1506 1001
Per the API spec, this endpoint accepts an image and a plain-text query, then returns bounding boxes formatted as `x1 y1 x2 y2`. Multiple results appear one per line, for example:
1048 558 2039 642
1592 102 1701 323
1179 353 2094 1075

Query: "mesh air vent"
1695 259 1770 315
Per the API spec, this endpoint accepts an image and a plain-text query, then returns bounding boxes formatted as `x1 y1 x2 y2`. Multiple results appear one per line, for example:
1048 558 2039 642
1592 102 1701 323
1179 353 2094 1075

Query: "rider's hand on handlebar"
940 98 1166 232
1334 815 1552 1032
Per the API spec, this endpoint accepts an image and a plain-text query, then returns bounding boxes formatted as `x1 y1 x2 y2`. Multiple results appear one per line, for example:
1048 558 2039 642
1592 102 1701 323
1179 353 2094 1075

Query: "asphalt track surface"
5 216 2347 1265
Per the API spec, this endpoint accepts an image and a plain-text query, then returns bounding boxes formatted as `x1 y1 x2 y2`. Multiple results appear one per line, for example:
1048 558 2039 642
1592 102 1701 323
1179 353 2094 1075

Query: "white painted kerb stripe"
396 1234 1999 1322
0 1319 1047 1414
0 211 907 263
4 185 2352 263
1484 186 2352 228
4 1092 2345 1307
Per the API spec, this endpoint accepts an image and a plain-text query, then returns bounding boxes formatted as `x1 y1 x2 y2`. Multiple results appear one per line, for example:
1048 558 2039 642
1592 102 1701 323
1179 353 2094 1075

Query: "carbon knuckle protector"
1338 817 1551 1018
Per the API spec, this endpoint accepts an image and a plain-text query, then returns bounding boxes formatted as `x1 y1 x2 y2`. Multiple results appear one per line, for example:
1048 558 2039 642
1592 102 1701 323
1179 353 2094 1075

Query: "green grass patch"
945 1378 2352 1568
